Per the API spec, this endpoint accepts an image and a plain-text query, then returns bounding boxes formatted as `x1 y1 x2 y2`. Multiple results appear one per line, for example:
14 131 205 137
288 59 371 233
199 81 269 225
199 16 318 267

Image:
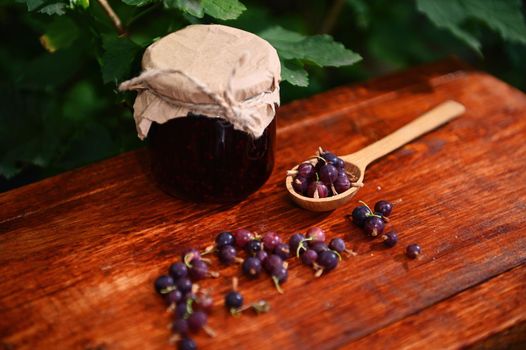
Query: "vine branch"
320 0 345 34
96 0 127 36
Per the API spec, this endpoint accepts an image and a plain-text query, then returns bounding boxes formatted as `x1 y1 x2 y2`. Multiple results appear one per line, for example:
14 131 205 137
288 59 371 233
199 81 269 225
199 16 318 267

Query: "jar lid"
119 24 281 139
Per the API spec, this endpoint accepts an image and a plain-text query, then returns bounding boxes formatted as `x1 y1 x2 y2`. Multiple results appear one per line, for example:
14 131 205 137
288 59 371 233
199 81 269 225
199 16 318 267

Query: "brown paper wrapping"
119 24 281 139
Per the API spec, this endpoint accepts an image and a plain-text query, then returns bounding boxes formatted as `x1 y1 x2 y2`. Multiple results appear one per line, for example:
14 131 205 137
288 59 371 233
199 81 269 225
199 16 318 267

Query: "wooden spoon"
285 100 466 212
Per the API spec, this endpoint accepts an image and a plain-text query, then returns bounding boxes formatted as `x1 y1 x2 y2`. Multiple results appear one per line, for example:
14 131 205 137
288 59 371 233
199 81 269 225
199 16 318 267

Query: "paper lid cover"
119 24 281 139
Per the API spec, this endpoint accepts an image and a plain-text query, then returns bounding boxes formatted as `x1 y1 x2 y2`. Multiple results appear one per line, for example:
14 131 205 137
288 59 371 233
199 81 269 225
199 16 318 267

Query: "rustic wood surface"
1 58 526 350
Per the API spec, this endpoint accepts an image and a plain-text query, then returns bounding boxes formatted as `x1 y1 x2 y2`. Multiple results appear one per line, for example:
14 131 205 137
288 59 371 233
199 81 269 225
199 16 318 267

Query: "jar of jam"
120 24 281 202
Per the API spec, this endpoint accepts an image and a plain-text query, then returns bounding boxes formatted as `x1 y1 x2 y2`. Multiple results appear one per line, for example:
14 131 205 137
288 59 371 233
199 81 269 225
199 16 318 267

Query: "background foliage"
1 0 525 191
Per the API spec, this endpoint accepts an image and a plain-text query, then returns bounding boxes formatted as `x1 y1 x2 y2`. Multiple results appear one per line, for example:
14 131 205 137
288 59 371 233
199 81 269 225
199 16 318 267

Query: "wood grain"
1 58 526 350
344 264 526 349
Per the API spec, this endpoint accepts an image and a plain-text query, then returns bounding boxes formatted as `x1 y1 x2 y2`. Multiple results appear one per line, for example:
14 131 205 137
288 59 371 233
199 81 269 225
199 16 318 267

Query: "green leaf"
25 0 45 11
417 0 526 53
163 0 203 18
38 2 67 14
39 17 78 52
463 0 526 44
202 0 246 20
416 0 481 53
260 26 362 67
122 0 152 7
280 60 308 87
71 0 89 9
101 36 142 84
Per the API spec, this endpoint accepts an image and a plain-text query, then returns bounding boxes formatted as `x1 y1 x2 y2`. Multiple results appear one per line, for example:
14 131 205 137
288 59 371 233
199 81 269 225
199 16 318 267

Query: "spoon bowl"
285 100 466 212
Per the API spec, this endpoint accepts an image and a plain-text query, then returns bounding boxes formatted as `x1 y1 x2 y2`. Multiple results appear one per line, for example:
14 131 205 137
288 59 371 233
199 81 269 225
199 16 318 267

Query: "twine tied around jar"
119 52 279 139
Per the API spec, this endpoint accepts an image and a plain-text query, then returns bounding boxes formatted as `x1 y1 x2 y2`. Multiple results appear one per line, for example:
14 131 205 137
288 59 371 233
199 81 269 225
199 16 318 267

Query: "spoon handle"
342 100 465 167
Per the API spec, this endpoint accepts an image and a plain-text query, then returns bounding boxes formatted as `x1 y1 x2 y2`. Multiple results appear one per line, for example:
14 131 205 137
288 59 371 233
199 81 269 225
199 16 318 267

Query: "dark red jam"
148 114 275 202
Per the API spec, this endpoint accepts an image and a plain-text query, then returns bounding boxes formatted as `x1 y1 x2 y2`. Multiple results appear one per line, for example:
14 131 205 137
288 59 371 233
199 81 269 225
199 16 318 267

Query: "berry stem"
271 276 284 294
203 325 217 338
201 245 215 256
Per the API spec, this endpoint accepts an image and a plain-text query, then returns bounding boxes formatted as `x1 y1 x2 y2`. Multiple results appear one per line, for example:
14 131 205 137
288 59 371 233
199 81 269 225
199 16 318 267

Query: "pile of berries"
154 250 218 350
289 148 360 198
290 227 353 277
350 199 422 258
153 227 351 349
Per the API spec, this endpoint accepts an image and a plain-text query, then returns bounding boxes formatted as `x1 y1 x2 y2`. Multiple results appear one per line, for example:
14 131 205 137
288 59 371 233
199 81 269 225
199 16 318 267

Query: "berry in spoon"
319 164 338 184
307 181 329 198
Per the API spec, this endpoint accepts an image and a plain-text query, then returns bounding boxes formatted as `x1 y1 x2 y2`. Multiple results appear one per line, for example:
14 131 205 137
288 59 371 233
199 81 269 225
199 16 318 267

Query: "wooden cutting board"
1 58 525 350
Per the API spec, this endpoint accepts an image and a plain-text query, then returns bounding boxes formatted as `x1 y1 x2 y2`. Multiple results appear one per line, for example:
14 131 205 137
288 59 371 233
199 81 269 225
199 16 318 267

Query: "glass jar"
149 114 275 202
119 24 281 203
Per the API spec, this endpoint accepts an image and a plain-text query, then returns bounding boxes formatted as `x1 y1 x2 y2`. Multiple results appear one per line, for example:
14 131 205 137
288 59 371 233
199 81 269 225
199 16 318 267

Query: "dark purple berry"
172 318 189 335
310 241 329 254
182 248 201 264
264 254 284 273
307 181 329 198
292 176 309 195
382 231 398 247
154 275 175 294
320 151 338 165
262 231 282 251
301 249 318 266
333 172 351 194
334 157 345 169
351 205 372 227
165 289 183 305
175 303 188 319
189 260 209 280
169 262 188 280
306 227 326 242
317 250 339 271
289 233 305 253
233 229 254 248
255 250 269 263
187 311 207 332
195 293 214 313
319 164 338 184
374 200 393 217
225 291 243 309
273 243 291 260
215 231 234 248
178 338 197 350
217 245 237 265
406 244 421 259
272 266 288 283
242 257 262 278
363 216 385 237
329 238 346 253
297 162 315 179
176 278 193 294
245 239 262 255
